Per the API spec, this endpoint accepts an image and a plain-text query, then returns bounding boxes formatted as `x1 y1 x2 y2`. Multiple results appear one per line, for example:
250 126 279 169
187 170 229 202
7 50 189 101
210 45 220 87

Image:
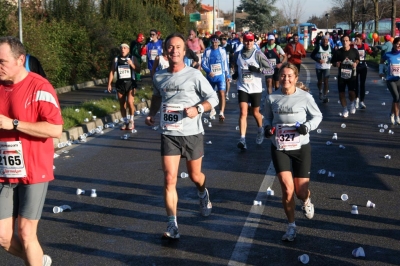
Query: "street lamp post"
325 13 329 30
180 0 188 16
18 0 23 43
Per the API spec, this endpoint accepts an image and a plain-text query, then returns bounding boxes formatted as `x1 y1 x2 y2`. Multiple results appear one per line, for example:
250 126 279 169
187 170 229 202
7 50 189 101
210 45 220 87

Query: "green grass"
61 86 153 130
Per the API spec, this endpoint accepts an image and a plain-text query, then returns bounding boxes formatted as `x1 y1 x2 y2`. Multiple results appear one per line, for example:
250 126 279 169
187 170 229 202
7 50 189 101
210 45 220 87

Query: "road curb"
53 77 152 149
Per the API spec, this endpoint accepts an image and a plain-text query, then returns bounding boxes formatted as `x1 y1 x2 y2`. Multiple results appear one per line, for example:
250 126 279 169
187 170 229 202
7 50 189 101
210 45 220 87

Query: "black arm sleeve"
29 55 47 78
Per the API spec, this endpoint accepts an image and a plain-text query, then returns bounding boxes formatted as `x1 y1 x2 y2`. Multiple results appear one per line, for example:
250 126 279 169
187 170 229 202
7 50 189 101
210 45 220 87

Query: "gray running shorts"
0 182 48 220
161 133 204 161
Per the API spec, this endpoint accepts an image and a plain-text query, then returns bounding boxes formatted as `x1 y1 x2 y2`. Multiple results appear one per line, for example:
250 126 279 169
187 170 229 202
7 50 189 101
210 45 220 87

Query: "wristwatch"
13 119 19 130
197 104 204 114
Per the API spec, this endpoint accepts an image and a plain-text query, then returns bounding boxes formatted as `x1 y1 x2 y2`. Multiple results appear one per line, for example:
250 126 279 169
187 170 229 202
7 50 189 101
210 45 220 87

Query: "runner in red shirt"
0 36 63 266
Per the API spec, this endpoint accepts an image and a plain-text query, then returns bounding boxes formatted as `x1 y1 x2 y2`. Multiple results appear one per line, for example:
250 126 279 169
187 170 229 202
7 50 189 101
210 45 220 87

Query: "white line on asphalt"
228 161 276 266
304 64 311 87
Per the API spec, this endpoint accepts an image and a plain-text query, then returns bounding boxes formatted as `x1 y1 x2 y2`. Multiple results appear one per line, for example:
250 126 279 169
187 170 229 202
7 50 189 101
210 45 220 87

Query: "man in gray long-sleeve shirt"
145 33 219 239
232 32 274 150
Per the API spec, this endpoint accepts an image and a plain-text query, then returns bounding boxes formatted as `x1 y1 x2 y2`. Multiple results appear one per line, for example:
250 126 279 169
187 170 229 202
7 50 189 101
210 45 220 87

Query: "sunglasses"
220 38 227 40
211 38 219 42
150 33 156 36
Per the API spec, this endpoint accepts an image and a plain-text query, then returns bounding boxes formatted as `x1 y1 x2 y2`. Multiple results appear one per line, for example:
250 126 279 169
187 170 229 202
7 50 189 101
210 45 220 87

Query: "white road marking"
228 161 276 266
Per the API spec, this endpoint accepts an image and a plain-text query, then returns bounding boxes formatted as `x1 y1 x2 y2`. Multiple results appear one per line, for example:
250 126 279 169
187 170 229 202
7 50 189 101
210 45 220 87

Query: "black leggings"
386 80 400 103
355 66 367 101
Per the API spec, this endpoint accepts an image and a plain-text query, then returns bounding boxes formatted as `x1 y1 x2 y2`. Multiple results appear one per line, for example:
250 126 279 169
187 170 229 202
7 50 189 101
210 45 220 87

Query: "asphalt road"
1 56 399 266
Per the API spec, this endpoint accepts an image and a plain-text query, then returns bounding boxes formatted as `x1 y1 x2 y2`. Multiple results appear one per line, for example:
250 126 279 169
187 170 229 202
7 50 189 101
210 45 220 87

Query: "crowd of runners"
1 22 400 265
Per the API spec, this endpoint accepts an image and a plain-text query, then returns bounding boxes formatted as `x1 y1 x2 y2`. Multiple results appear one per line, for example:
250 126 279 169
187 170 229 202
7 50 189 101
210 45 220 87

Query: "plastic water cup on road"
316 129 321 133
382 102 386 105
338 112 342 117
334 76 337 80
339 145 345 149
351 205 359 215
236 126 239 130
298 254 309 264
378 124 383 128
318 169 326 175
206 141 212 145
266 187 274 196
105 123 114 129
76 188 85 195
337 100 341 104
253 200 262 206
121 134 129 140
203 118 208 124
232 93 236 98
135 110 140 115
208 122 212 127
383 124 388 129
341 194 348 201
365 90 369 95
328 172 335 177
131 129 137 133
332 133 337 140
379 129 385 133
366 200 376 208
388 130 394 134
84 118 89 123
384 154 391 159
326 141 332 145
352 247 365 258
341 123 346 128
91 189 97 198
114 119 119 123
180 172 189 178
152 125 159 130
53 205 71 214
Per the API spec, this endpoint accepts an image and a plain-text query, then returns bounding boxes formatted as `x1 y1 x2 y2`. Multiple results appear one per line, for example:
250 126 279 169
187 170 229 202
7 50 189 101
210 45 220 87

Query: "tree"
237 0 277 33
279 0 307 25
391 0 396 36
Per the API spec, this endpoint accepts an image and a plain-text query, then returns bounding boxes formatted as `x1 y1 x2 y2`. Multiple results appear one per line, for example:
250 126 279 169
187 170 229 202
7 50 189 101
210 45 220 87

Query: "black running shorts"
271 143 311 178
161 133 204 161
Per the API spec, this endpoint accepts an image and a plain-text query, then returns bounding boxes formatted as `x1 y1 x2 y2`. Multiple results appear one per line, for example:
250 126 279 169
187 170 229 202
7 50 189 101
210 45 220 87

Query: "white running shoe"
355 98 359 109
163 222 180 239
199 188 212 216
282 225 297 242
342 107 349 118
302 198 315 219
43 255 52 266
210 108 217 117
256 128 265 145
390 114 395 125
359 101 366 109
396 116 400 125
350 102 356 114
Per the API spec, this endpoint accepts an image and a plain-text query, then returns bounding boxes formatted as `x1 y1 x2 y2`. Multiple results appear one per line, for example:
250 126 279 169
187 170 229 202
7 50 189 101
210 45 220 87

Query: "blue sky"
200 0 332 22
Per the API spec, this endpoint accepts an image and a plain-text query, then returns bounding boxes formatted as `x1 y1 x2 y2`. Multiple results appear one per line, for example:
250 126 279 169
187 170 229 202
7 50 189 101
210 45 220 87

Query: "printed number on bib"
358 50 365 61
340 68 352 79
269 58 276 67
275 124 301 151
390 64 400 77
242 69 254 83
211 64 222 75
150 49 158 60
118 65 131 79
321 53 329 63
161 103 183 131
0 141 27 178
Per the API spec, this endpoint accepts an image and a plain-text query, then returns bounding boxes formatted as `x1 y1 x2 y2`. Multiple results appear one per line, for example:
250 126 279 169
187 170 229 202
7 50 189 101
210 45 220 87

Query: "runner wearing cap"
232 32 274 150
262 34 287 94
283 33 306 73
202 35 231 121
146 29 163 72
108 43 141 130
310 35 332 103
130 33 146 81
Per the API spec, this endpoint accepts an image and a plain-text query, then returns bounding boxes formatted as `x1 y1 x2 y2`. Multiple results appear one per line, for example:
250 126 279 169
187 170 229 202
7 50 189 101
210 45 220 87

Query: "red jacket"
283 42 306 65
